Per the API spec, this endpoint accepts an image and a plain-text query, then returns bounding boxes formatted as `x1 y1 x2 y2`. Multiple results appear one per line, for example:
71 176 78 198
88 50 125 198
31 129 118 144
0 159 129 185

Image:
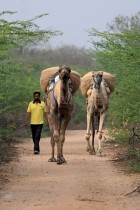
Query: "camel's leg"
90 114 96 155
48 111 61 162
57 131 66 164
56 122 62 164
48 130 57 162
50 111 59 140
56 139 63 164
57 116 71 164
96 110 107 156
47 116 57 162
52 116 65 165
85 112 93 153
53 125 59 140
50 136 56 161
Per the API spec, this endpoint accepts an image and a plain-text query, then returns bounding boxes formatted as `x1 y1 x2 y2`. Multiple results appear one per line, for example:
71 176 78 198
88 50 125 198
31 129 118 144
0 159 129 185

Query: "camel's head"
59 65 71 81
92 71 103 91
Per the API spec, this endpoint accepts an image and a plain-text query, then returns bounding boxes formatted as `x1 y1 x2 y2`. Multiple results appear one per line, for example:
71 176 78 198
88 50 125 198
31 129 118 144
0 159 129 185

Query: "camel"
81 71 115 156
43 66 77 164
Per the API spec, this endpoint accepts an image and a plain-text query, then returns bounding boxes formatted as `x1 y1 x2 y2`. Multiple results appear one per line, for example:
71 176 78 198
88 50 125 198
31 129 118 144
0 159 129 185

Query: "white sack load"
40 66 81 93
81 71 115 97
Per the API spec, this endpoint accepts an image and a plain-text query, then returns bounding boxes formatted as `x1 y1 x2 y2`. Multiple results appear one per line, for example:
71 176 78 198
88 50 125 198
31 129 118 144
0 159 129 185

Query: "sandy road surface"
0 130 140 210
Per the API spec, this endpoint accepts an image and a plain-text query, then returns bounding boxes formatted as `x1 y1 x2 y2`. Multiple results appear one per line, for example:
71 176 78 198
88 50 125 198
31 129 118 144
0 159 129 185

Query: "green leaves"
88 13 140 139
0 11 61 139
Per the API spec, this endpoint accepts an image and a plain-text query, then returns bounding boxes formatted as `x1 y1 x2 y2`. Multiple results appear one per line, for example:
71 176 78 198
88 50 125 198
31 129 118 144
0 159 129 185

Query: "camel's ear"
58 66 62 73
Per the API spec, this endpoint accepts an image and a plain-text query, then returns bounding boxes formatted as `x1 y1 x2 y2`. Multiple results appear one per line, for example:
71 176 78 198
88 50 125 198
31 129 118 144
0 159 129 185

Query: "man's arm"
25 112 31 126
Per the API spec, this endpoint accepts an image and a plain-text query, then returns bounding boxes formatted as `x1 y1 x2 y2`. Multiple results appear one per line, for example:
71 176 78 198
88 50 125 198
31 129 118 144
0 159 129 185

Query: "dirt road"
0 130 140 210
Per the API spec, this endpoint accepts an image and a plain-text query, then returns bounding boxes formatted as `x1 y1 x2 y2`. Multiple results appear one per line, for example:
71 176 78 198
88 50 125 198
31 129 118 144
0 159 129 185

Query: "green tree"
88 28 140 130
0 11 61 139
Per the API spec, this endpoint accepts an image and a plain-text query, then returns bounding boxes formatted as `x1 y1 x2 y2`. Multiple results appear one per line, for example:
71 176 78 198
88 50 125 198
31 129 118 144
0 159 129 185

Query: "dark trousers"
31 124 43 152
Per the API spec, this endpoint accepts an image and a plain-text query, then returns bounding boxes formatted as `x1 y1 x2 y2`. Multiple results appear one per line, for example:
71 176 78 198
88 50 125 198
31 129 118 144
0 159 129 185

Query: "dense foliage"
89 20 140 131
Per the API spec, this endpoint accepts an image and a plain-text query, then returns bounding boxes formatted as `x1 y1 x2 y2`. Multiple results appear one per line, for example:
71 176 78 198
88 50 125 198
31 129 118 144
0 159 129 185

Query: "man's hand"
24 123 30 128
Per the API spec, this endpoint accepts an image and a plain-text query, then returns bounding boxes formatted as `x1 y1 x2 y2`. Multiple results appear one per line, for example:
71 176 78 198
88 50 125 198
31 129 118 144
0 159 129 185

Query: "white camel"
81 71 115 156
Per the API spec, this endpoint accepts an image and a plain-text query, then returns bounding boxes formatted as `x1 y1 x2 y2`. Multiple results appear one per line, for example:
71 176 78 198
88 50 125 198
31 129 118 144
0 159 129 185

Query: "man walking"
25 91 48 154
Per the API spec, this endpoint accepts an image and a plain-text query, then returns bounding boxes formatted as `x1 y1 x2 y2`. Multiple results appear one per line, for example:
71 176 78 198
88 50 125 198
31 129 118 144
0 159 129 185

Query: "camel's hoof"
87 146 95 155
57 161 63 165
89 150 96 155
57 157 66 165
48 157 57 162
96 151 106 157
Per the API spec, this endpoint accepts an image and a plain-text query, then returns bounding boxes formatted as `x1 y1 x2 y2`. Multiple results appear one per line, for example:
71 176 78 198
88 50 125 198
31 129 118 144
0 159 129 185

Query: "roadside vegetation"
0 11 139 171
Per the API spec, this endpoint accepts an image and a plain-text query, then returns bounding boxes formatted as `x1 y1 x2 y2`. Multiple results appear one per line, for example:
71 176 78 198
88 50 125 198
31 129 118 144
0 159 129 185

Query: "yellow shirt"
27 101 46 124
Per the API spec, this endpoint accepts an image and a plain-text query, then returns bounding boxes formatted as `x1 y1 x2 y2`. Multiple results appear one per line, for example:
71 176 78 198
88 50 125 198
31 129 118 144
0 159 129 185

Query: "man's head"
33 92 41 103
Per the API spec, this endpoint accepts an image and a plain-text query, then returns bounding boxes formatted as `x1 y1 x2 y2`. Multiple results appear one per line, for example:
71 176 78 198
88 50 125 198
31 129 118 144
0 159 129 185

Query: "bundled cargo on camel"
40 66 81 93
80 71 115 97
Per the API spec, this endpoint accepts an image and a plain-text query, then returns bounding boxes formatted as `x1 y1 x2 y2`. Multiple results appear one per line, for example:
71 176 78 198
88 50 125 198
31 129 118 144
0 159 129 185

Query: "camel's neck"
92 81 110 112
58 79 70 106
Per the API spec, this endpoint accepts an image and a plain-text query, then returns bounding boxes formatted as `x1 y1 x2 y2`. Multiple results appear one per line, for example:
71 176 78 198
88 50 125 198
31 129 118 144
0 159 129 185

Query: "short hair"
33 91 41 96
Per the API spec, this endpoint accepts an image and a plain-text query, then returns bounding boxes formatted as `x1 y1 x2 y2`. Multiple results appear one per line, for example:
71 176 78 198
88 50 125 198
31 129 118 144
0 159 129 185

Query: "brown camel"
81 71 115 156
44 66 74 164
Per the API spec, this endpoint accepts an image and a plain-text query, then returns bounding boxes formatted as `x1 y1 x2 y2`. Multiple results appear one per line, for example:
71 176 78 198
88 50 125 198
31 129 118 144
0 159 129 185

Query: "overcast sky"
1 0 140 48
